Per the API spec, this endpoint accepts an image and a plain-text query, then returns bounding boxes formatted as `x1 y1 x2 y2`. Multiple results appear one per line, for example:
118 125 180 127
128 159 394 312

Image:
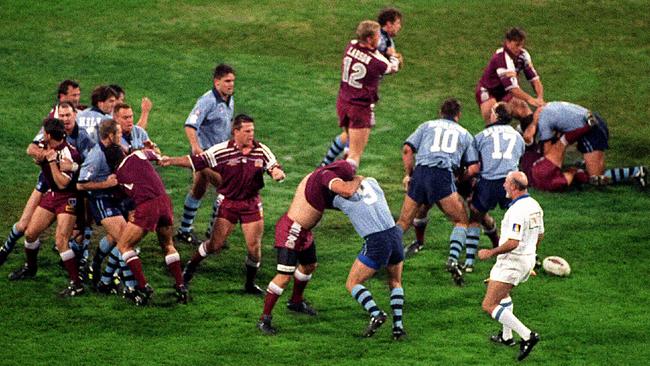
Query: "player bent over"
161 114 285 295
335 178 406 340
103 145 188 305
257 161 362 334
9 118 85 297
479 171 542 361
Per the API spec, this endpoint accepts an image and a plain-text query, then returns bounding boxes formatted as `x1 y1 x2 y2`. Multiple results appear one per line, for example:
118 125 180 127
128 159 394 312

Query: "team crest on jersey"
512 223 521 233
227 158 238 166
218 104 225 114
254 159 263 168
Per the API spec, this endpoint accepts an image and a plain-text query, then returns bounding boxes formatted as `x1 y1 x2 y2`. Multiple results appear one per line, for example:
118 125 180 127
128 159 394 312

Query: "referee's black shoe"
517 332 540 361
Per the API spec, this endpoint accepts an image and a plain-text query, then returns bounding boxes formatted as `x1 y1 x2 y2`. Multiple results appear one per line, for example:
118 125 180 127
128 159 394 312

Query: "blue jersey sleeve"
405 123 426 152
184 95 211 130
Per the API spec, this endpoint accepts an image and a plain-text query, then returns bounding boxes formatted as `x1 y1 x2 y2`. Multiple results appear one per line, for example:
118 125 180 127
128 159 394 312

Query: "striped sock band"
321 135 345 165
101 247 121 284
3 224 24 252
465 227 481 266
448 226 467 262
206 194 224 238
180 194 201 233
351 284 380 317
390 287 404 329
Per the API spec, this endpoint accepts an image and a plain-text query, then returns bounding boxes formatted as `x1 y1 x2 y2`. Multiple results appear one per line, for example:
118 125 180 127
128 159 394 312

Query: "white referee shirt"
498 194 544 256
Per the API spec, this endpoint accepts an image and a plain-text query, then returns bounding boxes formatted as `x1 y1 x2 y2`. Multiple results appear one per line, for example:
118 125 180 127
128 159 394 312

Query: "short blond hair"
356 20 380 41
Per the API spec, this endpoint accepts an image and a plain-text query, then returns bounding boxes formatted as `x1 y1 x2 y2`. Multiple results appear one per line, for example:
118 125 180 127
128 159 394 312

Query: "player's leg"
405 204 430 255
157 224 188 303
183 217 235 285
603 165 647 187
259 246 301 334
9 206 54 280
479 96 498 123
91 214 125 285
387 261 406 340
320 131 349 167
346 258 386 337
55 213 85 296
241 219 264 294
205 193 224 239
176 170 208 244
395 194 419 233
438 192 469 286
346 127 370 168
482 280 539 360
117 223 147 291
583 150 605 177
481 213 499 248
287 247 318 315
1 189 42 266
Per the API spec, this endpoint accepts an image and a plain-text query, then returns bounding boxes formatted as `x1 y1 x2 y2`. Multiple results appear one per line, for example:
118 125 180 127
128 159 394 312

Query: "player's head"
440 98 462 121
57 80 81 106
91 85 119 113
43 117 66 143
104 143 126 172
378 8 402 36
109 84 126 103
491 102 512 124
113 103 134 134
99 118 122 145
213 63 236 98
356 20 381 48
232 113 255 147
504 171 529 197
58 101 77 133
504 27 526 55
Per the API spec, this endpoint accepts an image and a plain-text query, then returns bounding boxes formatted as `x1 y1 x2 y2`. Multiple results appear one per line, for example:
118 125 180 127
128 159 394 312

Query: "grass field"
1 1 649 365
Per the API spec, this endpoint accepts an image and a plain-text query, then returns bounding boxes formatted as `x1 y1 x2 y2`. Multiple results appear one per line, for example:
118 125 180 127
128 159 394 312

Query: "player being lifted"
257 161 362 335
335 177 406 340
161 114 286 295
320 9 404 167
318 19 400 169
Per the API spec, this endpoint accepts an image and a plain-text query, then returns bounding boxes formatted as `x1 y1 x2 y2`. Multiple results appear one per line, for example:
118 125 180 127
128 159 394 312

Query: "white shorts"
490 254 536 286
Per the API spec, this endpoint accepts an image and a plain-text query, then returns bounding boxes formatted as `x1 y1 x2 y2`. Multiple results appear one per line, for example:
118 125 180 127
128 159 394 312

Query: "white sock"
500 297 514 339
491 305 530 340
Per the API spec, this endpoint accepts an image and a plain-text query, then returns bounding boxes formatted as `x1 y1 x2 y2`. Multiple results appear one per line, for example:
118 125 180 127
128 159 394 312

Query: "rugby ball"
542 256 571 277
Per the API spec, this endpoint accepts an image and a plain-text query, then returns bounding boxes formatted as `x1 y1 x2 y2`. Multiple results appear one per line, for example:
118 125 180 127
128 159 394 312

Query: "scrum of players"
0 7 647 362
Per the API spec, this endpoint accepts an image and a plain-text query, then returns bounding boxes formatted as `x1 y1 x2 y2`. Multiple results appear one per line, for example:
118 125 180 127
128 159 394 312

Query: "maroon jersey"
477 45 539 97
305 160 356 212
337 40 396 107
41 141 82 193
189 139 279 201
115 149 166 205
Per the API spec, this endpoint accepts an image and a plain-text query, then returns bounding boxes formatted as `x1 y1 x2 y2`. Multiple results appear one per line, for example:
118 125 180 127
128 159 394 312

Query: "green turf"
1 1 649 364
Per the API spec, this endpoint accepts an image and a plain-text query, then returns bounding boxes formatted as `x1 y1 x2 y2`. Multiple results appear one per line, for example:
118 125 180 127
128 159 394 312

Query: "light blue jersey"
474 124 525 180
184 88 234 150
78 143 112 195
537 101 589 142
33 124 95 158
333 178 395 238
121 125 150 152
405 118 478 171
76 107 112 143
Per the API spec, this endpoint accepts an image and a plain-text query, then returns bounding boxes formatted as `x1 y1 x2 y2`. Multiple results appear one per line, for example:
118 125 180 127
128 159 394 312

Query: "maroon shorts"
274 213 314 252
475 84 513 106
337 97 375 129
39 191 78 215
131 195 173 232
218 196 263 224
531 158 568 192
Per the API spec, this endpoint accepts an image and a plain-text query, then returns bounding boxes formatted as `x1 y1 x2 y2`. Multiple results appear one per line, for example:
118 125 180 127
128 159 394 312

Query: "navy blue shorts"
407 165 456 205
35 172 49 193
578 113 609 153
471 178 510 213
358 226 404 270
88 193 131 224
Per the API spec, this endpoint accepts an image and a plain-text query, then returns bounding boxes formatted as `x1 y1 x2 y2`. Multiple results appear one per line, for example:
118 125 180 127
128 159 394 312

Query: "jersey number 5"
342 56 367 89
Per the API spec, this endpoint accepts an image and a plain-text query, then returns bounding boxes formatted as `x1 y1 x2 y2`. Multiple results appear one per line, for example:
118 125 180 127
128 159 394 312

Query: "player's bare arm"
77 174 118 191
26 143 47 163
135 97 152 129
478 238 519 260
330 175 364 198
45 150 71 189
401 144 415 190
184 126 203 155
269 165 286 182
